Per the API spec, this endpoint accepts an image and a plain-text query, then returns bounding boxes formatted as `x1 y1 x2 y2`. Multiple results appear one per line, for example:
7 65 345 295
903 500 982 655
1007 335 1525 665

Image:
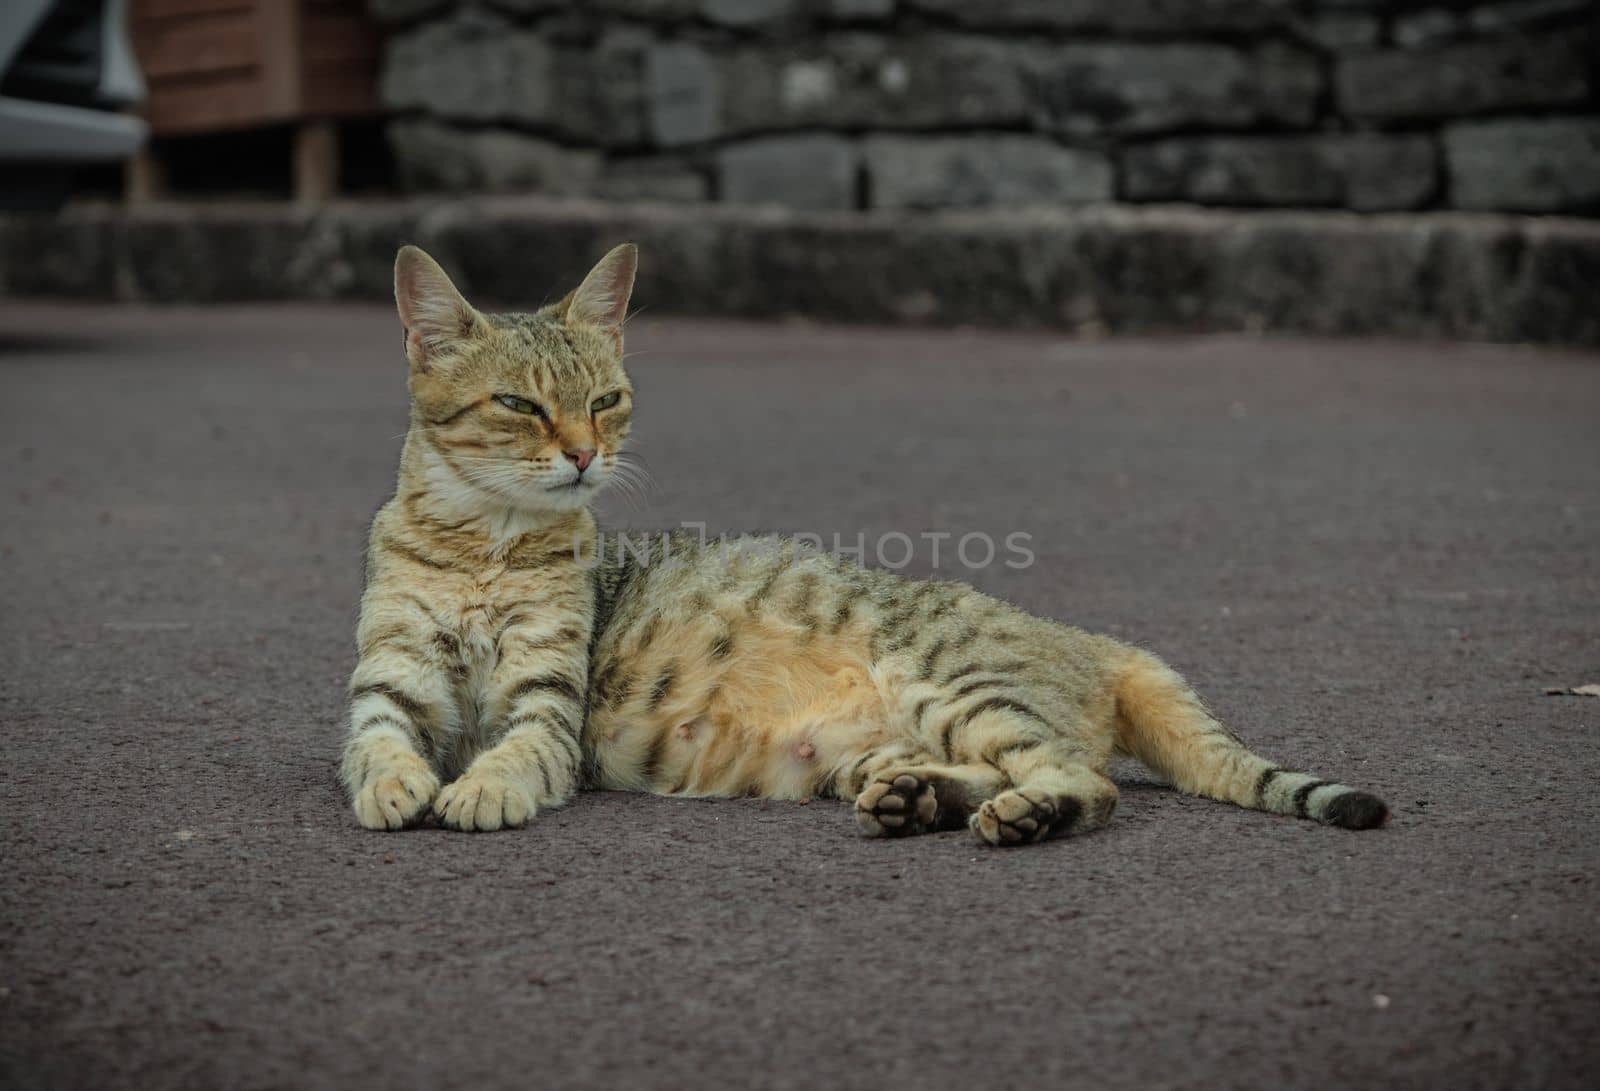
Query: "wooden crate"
128 0 382 199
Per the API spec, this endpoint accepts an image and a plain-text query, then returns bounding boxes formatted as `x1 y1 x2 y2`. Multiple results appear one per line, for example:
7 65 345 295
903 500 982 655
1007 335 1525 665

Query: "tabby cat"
340 244 1390 844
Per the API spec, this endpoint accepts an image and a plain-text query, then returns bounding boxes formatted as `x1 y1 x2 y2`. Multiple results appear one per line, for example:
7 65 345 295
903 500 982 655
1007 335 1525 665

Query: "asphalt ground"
1 303 1597 1091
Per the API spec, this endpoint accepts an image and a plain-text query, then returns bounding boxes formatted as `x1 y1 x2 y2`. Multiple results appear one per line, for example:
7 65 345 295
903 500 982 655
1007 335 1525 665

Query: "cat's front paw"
353 758 440 831
434 771 535 832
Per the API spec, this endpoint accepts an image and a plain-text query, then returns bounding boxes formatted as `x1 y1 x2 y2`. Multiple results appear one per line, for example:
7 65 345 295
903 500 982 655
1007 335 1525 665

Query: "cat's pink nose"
564 448 596 472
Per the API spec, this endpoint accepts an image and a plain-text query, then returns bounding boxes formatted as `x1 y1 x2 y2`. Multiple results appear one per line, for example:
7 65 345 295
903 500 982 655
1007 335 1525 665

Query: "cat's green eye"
495 394 542 416
590 391 622 414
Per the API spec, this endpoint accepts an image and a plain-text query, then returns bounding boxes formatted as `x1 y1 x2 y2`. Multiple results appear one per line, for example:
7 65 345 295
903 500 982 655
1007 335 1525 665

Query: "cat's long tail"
1111 650 1389 829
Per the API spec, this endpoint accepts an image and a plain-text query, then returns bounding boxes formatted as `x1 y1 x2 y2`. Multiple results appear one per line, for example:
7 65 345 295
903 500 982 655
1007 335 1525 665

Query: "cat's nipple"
674 721 696 741
794 739 816 761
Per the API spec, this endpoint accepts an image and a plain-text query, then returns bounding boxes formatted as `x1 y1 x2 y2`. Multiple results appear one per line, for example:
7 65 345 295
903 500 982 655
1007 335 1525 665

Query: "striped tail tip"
1321 790 1390 830
1257 769 1390 830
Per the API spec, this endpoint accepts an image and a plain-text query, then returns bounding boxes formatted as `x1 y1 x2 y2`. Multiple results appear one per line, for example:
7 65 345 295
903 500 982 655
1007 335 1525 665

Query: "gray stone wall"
7 201 1597 343
373 1 1600 215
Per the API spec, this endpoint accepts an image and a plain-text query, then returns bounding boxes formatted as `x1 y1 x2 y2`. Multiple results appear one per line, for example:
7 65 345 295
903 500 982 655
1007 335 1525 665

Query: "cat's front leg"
434 630 588 832
341 666 449 831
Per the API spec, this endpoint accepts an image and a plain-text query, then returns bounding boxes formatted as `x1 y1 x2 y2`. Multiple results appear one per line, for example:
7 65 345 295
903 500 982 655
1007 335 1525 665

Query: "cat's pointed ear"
394 245 482 369
563 243 637 338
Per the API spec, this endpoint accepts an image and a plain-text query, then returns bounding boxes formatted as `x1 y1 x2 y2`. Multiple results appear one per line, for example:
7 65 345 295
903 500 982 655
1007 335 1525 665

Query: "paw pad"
972 791 1078 847
855 774 938 838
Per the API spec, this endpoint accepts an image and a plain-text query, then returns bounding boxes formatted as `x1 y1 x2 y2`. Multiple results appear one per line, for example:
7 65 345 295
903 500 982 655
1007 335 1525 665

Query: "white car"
1 0 145 209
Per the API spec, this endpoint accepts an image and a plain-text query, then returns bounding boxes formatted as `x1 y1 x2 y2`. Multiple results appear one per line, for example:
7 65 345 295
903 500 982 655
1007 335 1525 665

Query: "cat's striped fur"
341 244 1390 844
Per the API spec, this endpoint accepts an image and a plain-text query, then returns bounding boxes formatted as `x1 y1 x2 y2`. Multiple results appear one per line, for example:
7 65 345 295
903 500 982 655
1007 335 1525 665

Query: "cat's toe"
971 790 1075 847
854 773 938 837
354 763 439 831
434 773 534 832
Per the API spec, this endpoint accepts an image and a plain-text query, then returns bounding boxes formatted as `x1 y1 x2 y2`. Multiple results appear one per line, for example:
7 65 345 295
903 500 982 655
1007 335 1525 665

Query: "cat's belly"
585 614 894 799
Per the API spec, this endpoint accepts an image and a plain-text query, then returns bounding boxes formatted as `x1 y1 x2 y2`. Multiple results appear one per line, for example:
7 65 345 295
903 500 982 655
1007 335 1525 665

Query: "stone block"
721 35 1320 141
1391 0 1594 43
116 206 322 302
1445 118 1600 212
1506 219 1600 344
1470 0 1595 32
6 202 1599 344
901 1 1300 32
1030 42 1321 136
595 160 711 202
380 19 554 126
722 34 1031 134
718 135 858 209
388 120 603 195
864 136 1112 209
485 1 572 13
829 0 895 17
311 203 435 301
1392 8 1463 48
1337 31 1590 121
648 41 721 147
702 0 797 25
370 0 455 24
0 210 117 297
1292 12 1381 50
588 1 702 17
383 20 653 146
562 29 653 148
1123 135 1437 211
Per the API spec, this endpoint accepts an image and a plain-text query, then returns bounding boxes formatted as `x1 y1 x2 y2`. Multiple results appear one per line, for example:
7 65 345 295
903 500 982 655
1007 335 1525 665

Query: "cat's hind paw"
855 773 938 837
971 789 1076 846
434 771 535 832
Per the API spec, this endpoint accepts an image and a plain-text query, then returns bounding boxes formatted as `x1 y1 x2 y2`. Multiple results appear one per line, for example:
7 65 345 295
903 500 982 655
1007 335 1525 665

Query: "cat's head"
393 243 637 516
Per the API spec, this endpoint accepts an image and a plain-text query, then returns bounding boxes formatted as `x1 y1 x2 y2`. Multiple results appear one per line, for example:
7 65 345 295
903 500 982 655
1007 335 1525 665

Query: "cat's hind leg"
830 738 1004 837
846 694 1120 843
970 747 1119 846
853 762 1007 837
931 692 1120 846
844 746 1116 844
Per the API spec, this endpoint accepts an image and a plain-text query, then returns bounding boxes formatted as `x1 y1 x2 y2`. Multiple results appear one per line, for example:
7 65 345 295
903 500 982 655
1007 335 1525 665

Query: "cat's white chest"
435 569 516 739
452 602 499 676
